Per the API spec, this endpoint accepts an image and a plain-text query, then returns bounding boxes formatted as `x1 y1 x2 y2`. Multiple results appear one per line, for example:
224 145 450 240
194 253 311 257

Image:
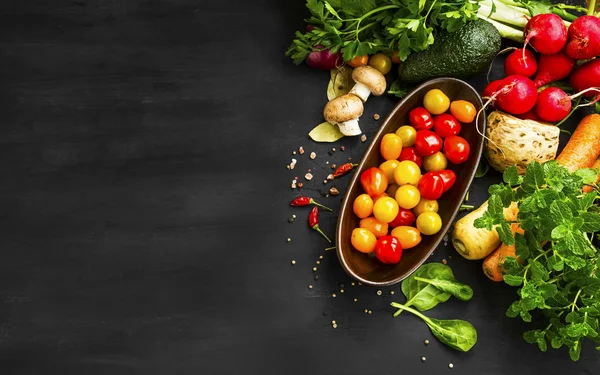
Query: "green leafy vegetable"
397 263 454 314
476 159 490 178
475 162 600 361
391 302 478 352
308 122 345 142
413 276 474 301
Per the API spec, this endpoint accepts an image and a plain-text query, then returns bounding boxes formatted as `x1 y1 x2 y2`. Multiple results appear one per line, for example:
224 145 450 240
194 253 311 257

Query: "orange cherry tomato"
413 199 439 217
353 194 374 219
351 228 377 253
390 226 422 249
450 100 477 123
360 217 389 238
380 133 403 160
386 183 400 198
347 55 369 68
360 167 388 197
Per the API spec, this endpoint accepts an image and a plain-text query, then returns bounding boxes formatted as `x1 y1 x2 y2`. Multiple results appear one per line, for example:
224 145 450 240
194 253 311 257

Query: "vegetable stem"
572 289 583 312
391 302 432 323
589 0 598 15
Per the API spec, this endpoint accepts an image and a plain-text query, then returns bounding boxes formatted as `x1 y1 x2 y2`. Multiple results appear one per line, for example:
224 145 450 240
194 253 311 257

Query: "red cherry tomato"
388 208 416 228
417 172 445 200
443 135 471 164
409 107 433 131
360 167 389 197
398 147 423 168
374 235 403 264
434 170 456 193
433 114 462 138
414 130 443 157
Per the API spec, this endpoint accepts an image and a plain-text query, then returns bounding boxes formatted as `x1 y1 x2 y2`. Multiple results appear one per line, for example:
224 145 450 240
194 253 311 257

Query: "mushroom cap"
351 65 386 96
323 94 364 124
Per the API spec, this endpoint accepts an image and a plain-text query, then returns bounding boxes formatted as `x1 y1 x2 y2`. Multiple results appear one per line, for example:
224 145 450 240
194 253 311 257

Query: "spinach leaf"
399 263 452 313
413 276 473 301
391 302 477 352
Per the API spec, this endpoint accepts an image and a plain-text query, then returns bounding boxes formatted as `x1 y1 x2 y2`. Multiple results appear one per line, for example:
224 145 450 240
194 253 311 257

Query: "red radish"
532 51 575 88
504 48 537 77
535 87 572 122
570 59 600 97
305 45 342 70
518 109 543 122
524 14 568 55
482 79 502 107
495 75 538 115
565 16 600 60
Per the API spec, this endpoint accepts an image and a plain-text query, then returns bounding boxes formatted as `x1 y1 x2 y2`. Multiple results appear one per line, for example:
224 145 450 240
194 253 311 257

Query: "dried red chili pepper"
333 163 357 177
309 206 331 243
290 196 332 211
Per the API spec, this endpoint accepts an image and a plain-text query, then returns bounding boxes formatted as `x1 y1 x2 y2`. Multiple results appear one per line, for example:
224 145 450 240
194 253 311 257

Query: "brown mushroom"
349 65 387 102
323 94 364 136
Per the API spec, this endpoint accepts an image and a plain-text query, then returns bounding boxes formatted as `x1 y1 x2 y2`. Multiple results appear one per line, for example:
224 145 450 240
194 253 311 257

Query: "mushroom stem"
350 82 372 102
338 118 362 136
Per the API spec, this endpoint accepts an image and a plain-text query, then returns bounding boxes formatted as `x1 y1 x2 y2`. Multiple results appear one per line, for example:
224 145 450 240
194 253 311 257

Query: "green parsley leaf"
521 162 545 192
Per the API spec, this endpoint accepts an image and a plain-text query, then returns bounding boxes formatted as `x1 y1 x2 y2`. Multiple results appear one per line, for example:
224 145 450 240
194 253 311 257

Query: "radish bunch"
481 13 600 123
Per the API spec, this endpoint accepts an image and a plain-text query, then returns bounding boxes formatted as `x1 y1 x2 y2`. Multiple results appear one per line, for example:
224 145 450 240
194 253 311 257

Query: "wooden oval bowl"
336 78 486 287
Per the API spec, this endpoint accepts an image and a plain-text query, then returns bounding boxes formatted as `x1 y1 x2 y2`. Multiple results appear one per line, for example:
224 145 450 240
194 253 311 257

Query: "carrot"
555 114 600 172
582 156 600 193
482 224 524 282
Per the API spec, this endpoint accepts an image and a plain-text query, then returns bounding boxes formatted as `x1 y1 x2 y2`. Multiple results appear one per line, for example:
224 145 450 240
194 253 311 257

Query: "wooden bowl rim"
335 77 486 287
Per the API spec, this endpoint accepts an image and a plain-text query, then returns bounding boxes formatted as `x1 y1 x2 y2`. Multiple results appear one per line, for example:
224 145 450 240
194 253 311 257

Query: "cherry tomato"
351 228 377 253
395 125 417 147
409 107 433 131
372 192 389 203
416 212 442 235
434 169 456 193
433 113 461 138
374 235 403 264
353 193 374 218
443 135 471 164
379 160 399 182
413 199 439 217
373 197 399 224
386 183 400 198
391 51 401 64
415 130 443 157
360 217 389 238
398 147 423 168
360 167 388 197
395 184 421 209
450 100 477 123
423 89 450 115
423 152 448 172
393 160 422 186
368 53 392 74
380 133 403 160
347 55 369 68
390 226 422 249
417 172 444 200
388 208 416 228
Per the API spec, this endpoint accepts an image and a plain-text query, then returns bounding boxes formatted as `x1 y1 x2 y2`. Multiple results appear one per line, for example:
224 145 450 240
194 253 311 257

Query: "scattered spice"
309 152 316 160
305 173 313 181
376 290 382 296
287 238 291 243
361 134 367 142
332 324 338 329
449 363 454 369
291 180 297 189
364 309 368 313
340 146 345 151
442 259 447 265
308 285 313 289
327 174 334 180
421 357 426 362
309 207 332 243
332 293 337 298
297 182 304 188
289 158 297 170
313 267 317 272
290 196 332 211
292 214 296 219
291 260 296 265
331 320 336 325
390 290 395 295
340 289 344 293
288 218 294 223
368 310 372 315
424 340 430 345
316 261 320 265
373 113 380 120
331 164 337 169
314 275 319 280
319 255 323 260
299 146 304 155
351 282 355 286
323 180 328 184
354 298 358 302
332 148 336 152
293 151 297 155
329 187 340 196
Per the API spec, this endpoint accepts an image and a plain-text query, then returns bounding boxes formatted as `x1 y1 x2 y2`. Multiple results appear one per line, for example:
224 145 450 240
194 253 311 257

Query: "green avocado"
398 19 501 84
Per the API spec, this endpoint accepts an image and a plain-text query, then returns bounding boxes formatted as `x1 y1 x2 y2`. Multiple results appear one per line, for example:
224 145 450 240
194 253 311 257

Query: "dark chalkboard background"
0 0 598 374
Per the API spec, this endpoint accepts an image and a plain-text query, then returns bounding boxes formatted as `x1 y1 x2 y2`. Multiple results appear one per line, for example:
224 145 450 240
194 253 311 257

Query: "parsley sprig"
286 0 480 64
475 161 600 361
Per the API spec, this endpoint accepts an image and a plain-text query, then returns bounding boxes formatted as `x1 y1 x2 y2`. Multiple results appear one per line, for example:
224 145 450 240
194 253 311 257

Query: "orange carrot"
482 224 524 282
582 156 600 193
556 114 600 172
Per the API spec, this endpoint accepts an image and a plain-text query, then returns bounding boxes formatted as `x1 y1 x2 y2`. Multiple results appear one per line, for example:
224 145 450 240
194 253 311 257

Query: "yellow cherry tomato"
347 55 369 68
368 53 392 75
353 194 374 219
423 89 450 115
416 211 442 235
423 152 448 172
380 133 403 160
373 197 400 224
450 100 477 123
386 183 400 197
379 159 400 182
393 160 422 186
413 199 439 217
351 228 377 253
395 185 421 209
395 125 417 147
360 217 389 238
390 226 422 249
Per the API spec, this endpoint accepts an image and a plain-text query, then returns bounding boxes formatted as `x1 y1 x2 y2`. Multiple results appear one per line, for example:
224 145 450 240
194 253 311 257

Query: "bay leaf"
308 122 345 143
327 66 354 101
